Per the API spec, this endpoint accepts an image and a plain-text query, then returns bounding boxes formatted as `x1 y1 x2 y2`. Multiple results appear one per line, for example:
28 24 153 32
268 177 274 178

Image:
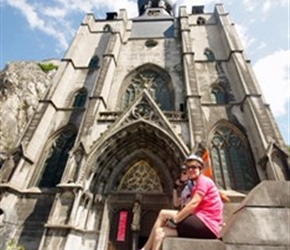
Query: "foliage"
38 63 58 73
5 239 25 250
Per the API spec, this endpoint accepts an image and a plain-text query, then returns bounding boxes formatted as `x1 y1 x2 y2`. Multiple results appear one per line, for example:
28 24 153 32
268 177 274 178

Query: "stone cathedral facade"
0 1 289 250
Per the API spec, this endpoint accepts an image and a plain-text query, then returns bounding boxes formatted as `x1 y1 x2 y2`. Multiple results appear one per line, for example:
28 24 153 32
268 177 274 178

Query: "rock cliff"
0 61 58 165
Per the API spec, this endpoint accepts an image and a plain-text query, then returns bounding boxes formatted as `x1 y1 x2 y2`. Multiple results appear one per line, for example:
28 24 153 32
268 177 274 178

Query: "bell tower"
138 0 174 16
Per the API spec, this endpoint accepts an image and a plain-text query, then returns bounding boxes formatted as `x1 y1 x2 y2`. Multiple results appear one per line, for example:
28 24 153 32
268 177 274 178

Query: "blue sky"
0 0 289 144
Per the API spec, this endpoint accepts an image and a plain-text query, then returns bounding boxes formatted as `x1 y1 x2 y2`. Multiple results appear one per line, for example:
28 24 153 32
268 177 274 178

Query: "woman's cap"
185 154 204 167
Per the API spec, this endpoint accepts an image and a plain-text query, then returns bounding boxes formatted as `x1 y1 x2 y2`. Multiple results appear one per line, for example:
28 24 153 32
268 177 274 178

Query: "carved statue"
131 201 141 231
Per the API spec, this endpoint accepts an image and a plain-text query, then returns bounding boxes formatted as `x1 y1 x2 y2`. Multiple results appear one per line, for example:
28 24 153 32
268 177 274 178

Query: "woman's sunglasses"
186 165 201 170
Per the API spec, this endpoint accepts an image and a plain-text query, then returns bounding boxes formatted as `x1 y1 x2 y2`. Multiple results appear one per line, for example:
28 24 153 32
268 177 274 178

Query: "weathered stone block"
162 238 226 250
222 207 289 245
225 245 289 250
238 181 290 208
221 181 290 247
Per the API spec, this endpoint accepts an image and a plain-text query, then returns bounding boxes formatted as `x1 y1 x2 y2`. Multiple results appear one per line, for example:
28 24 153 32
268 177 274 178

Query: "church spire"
137 0 174 16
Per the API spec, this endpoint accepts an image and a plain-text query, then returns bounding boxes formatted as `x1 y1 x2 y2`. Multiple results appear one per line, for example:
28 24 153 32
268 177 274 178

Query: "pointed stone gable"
94 89 188 155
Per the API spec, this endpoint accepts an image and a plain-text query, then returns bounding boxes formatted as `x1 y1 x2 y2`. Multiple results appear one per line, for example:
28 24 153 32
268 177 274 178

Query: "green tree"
38 63 58 73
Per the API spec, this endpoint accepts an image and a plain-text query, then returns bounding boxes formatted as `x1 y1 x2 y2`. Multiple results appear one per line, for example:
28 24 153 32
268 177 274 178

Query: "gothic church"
0 1 289 250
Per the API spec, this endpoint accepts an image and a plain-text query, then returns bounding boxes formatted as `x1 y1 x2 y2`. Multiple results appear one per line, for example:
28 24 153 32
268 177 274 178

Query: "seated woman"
139 154 223 250
172 164 190 209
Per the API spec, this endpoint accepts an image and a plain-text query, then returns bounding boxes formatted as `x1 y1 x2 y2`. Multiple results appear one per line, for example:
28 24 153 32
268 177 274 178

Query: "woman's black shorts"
176 214 217 239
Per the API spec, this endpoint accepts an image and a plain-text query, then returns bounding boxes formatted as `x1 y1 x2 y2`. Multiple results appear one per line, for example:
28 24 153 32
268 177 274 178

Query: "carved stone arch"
118 63 175 111
87 121 185 196
106 150 168 194
209 119 259 192
33 125 78 188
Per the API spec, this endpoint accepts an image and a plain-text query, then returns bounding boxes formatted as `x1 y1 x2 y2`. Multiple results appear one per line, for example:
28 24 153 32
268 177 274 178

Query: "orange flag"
198 146 230 203
201 148 213 179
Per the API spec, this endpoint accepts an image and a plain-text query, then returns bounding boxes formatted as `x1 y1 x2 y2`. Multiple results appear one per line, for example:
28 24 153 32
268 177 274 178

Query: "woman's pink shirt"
192 174 223 237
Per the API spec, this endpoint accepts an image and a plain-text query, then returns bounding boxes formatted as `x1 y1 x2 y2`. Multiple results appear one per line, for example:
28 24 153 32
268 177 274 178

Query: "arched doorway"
107 160 171 250
87 118 187 249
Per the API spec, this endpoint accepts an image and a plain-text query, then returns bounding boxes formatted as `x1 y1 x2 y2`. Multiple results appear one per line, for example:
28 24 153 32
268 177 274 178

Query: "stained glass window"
210 125 259 191
38 129 77 188
123 69 173 110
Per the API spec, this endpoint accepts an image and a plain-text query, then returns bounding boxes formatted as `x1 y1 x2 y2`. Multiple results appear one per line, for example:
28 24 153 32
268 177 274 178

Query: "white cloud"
262 0 272 13
253 50 290 117
42 7 68 19
2 0 139 52
3 0 70 49
242 0 257 12
242 0 288 13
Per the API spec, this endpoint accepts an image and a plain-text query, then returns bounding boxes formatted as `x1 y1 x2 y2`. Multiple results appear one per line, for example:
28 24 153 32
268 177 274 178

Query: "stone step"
162 238 225 250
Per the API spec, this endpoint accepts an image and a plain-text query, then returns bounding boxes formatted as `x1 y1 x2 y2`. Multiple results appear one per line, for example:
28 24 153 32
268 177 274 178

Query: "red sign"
117 211 128 242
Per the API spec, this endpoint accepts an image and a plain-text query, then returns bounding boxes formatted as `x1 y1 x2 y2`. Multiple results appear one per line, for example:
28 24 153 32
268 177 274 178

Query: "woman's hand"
165 217 177 229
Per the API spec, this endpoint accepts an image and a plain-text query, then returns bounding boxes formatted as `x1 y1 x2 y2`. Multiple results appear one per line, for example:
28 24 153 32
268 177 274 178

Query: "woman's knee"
159 209 176 219
154 227 165 241
159 209 168 217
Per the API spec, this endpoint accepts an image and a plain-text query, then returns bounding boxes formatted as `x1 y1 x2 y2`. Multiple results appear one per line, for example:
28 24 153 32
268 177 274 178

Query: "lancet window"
72 88 87 108
210 124 259 191
38 129 77 188
88 55 99 70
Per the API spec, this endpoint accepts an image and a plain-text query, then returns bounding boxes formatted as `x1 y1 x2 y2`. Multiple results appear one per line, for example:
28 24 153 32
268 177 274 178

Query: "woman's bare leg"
152 227 178 250
141 209 178 250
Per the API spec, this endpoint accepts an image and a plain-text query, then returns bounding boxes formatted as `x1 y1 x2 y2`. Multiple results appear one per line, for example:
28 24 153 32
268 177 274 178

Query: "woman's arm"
173 189 182 207
174 192 203 223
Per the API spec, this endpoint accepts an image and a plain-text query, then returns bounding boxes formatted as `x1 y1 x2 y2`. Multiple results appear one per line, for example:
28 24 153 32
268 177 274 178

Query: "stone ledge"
162 238 226 250
225 244 289 250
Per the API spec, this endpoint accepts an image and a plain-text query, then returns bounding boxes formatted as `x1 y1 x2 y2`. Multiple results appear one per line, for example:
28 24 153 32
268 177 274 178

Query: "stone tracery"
118 160 163 192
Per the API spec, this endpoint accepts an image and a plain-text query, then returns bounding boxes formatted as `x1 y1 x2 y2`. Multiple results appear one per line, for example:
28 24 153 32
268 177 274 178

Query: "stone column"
96 201 110 250
179 6 205 150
